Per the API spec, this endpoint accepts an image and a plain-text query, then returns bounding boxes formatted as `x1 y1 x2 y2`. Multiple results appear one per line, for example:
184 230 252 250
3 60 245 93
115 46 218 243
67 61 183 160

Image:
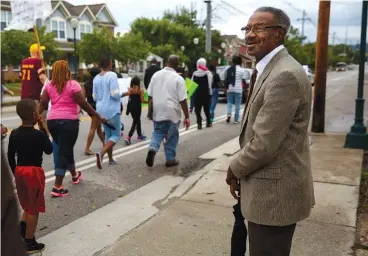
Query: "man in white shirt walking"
146 55 190 167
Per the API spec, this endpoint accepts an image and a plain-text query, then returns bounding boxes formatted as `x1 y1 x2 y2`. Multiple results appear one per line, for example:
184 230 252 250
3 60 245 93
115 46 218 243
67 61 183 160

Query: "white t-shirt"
227 65 247 94
147 67 187 123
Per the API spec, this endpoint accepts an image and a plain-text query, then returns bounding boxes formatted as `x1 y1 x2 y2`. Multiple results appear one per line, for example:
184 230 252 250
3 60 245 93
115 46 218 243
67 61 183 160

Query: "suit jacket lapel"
240 48 289 132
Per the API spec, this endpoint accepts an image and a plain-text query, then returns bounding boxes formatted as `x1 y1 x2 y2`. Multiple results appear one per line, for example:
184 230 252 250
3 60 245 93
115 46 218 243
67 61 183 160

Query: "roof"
88 4 105 16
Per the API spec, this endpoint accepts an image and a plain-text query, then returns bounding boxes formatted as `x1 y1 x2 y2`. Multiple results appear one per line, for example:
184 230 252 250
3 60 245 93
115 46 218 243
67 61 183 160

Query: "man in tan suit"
226 7 315 256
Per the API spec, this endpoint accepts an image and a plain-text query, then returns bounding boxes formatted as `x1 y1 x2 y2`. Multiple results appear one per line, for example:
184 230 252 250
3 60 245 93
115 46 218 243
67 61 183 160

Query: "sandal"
85 150 94 156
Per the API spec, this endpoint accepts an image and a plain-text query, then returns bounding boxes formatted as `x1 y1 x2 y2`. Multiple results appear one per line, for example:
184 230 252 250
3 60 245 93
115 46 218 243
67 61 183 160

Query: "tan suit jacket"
229 48 315 226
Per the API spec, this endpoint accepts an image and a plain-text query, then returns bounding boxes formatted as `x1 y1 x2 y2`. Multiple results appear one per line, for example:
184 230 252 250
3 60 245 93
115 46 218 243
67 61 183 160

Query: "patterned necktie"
244 68 258 112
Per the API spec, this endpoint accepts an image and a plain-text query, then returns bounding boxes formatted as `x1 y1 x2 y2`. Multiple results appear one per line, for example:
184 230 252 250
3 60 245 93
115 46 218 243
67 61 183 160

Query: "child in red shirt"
7 99 52 254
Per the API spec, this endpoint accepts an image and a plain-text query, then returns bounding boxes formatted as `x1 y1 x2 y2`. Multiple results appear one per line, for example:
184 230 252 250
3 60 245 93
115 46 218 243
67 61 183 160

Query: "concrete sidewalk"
97 134 363 256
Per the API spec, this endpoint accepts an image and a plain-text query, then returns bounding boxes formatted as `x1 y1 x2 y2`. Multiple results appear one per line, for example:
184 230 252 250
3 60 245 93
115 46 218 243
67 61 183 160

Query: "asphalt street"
0 69 359 239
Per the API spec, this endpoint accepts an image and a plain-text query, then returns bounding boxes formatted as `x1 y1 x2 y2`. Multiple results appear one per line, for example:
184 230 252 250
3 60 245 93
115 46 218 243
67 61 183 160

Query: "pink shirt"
45 80 81 120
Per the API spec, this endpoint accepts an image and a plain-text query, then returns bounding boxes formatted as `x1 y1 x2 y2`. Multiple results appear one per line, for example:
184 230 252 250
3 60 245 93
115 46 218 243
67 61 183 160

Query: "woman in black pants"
192 58 213 129
38 60 103 197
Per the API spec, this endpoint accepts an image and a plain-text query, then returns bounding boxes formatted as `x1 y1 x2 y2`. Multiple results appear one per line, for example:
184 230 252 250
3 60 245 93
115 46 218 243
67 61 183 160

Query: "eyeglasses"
241 24 283 35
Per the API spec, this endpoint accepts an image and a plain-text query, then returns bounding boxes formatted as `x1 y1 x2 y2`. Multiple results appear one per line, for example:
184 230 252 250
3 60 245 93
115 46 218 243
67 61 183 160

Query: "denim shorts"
103 114 121 144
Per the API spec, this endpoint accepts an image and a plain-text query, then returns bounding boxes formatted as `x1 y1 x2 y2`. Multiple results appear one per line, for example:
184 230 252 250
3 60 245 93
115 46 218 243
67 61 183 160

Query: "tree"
130 6 225 65
77 26 117 65
115 32 151 65
1 27 59 67
36 26 61 63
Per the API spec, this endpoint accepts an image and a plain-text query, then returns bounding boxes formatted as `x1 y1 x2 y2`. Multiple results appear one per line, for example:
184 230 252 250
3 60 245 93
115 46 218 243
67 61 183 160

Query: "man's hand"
183 118 190 130
226 166 239 200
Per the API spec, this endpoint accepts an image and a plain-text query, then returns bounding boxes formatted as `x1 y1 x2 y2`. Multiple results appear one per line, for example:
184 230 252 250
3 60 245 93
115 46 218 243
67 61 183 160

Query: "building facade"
1 0 118 81
223 35 255 68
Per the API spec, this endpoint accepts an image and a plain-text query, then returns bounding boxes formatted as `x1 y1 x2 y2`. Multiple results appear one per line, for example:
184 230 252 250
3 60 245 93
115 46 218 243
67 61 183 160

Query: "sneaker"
125 136 131 145
50 187 69 197
137 135 147 141
226 115 231 123
210 117 214 123
233 121 240 124
108 160 118 166
146 149 156 167
25 238 45 254
198 124 202 130
72 171 82 185
206 123 212 128
96 152 102 170
165 159 179 167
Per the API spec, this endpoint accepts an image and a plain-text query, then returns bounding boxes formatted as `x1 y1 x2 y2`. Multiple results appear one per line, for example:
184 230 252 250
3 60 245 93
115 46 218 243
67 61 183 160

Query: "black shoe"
206 123 212 128
25 238 45 254
165 159 179 167
146 149 156 167
198 124 202 130
226 115 231 123
20 221 26 239
50 187 69 197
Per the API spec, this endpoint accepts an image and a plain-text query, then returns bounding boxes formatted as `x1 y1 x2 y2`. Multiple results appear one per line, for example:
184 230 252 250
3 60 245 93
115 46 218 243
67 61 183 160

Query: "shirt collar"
164 67 176 72
256 45 285 76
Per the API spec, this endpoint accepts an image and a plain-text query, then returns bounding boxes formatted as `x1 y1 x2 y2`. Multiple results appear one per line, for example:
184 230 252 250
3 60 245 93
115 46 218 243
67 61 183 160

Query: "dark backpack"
224 65 236 89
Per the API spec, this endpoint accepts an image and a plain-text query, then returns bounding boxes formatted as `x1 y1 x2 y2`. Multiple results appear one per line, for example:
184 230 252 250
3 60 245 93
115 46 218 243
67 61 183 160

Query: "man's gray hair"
256 7 290 32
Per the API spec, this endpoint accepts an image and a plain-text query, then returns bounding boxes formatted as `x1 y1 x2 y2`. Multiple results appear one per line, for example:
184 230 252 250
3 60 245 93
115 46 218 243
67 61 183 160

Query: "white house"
1 0 118 81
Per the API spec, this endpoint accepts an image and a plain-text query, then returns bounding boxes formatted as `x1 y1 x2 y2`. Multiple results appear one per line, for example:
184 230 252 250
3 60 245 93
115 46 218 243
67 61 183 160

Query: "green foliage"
115 32 151 64
77 26 116 65
78 27 151 66
130 6 225 65
283 26 359 70
1 26 59 67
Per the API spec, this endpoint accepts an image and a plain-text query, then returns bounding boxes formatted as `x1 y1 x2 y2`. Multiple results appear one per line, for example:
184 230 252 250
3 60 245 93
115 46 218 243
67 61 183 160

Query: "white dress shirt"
255 45 285 84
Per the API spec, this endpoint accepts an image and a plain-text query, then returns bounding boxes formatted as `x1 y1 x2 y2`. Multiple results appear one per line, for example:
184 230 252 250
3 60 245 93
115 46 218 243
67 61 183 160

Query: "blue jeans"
149 121 180 161
52 140 59 169
227 92 242 122
190 91 196 110
103 114 121 144
210 88 219 119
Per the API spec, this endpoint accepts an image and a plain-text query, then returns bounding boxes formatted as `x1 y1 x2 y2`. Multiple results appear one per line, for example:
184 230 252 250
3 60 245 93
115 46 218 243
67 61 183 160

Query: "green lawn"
4 82 21 96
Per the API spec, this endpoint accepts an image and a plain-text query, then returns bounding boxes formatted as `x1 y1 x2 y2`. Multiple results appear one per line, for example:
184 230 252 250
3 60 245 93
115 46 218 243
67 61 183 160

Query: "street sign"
5 0 52 31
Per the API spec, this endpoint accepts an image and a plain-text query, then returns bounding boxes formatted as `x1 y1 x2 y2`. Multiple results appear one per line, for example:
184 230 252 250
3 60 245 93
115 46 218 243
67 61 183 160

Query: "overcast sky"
74 0 365 45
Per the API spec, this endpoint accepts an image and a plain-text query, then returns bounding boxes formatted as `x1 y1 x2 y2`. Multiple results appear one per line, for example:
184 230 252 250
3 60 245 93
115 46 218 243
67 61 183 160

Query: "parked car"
216 65 251 102
303 65 315 86
336 62 347 72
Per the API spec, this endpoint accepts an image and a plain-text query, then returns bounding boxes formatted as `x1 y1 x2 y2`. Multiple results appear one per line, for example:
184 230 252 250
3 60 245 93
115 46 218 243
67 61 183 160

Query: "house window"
51 18 66 40
80 22 92 38
1 10 12 31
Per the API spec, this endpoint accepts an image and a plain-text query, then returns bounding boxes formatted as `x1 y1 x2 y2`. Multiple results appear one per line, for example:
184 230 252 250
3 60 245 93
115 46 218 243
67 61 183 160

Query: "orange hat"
30 43 45 53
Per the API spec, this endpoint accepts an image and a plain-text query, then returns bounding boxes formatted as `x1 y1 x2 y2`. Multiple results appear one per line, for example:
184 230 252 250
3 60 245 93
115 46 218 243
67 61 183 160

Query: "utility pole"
332 32 336 45
344 24 349 55
311 1 331 133
297 10 311 44
205 0 212 53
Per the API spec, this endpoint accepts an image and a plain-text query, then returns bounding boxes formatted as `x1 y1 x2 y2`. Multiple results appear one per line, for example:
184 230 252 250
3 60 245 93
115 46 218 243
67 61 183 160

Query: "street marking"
44 112 242 183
